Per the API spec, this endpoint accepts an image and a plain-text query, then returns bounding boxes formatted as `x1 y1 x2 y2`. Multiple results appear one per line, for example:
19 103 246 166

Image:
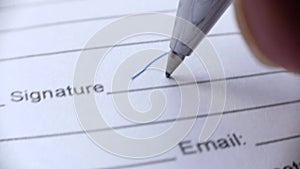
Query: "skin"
234 0 300 73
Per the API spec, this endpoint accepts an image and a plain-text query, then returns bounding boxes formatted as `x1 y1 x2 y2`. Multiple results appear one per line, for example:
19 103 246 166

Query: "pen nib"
165 72 171 78
165 51 185 78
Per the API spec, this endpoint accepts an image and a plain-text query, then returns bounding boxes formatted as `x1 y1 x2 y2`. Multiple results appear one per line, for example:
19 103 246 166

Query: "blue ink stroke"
131 52 169 80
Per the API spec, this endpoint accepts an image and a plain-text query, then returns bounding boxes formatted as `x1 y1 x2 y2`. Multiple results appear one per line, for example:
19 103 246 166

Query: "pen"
165 0 232 78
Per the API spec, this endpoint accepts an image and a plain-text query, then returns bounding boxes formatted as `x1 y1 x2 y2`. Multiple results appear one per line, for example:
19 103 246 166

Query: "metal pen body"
166 0 232 77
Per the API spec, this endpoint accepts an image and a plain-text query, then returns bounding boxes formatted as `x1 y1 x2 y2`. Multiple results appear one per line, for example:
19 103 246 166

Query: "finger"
235 0 300 73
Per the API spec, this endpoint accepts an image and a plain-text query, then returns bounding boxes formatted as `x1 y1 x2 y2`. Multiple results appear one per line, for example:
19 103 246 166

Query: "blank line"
0 38 169 63
1 98 299 143
0 9 176 34
256 134 300 146
93 157 176 169
0 32 240 63
107 70 287 95
208 32 240 37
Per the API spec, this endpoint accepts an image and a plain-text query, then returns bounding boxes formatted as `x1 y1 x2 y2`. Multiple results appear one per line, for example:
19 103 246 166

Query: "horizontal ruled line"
256 134 300 146
1 98 299 143
107 70 287 95
0 32 240 63
93 157 176 169
207 32 240 37
0 9 176 34
0 38 168 63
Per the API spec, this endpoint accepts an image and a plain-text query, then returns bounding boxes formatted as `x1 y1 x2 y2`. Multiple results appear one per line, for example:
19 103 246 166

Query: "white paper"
1 1 300 169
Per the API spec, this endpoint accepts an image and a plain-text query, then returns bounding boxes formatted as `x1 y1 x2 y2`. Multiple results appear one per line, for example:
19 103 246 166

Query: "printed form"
0 0 300 169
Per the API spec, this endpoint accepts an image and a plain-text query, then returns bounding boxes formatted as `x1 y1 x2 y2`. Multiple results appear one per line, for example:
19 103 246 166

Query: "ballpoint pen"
165 0 232 78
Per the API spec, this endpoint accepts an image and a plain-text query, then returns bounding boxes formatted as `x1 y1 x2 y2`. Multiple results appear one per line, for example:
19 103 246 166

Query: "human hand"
235 0 300 73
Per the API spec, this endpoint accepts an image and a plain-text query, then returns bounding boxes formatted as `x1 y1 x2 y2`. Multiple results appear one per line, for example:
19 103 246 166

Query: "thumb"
235 0 300 73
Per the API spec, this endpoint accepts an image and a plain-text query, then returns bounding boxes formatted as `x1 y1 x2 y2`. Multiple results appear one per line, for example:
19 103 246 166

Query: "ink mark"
0 104 5 108
131 52 169 80
109 70 286 95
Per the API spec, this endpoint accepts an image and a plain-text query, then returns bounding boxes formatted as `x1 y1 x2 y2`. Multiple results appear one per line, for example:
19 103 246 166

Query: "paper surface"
1 0 300 169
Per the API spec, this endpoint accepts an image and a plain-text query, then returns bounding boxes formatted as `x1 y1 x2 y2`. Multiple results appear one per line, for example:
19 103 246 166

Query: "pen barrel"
170 0 232 56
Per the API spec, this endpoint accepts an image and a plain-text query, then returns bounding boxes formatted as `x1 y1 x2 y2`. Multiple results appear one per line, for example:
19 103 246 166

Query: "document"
0 0 300 169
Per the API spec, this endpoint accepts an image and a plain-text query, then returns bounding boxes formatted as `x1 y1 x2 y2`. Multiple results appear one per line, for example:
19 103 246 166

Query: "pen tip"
165 72 171 78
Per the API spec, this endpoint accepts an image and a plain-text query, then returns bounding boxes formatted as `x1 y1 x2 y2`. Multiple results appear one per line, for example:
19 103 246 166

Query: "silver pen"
165 0 232 78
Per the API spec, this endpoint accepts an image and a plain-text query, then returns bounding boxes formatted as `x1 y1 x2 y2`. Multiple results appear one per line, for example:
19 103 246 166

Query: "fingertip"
235 0 300 73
